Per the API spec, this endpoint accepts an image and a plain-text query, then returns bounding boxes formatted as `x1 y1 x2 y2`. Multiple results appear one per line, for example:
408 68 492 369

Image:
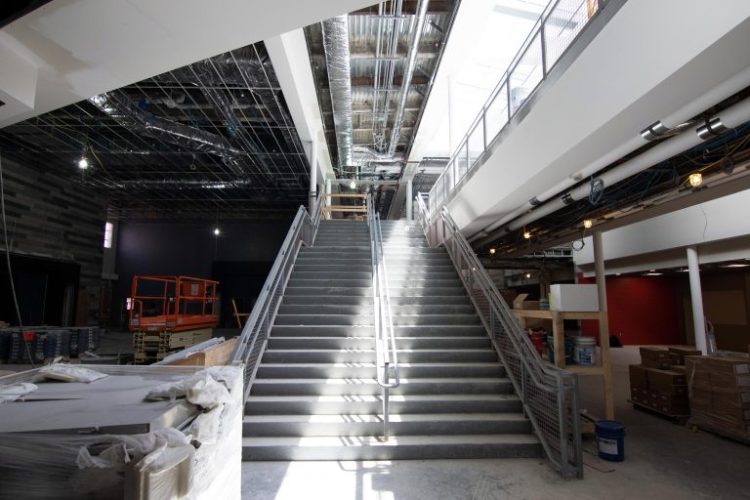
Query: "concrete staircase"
242 219 541 460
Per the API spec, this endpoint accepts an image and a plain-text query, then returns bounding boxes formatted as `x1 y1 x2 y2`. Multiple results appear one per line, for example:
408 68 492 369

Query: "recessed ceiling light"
644 272 663 276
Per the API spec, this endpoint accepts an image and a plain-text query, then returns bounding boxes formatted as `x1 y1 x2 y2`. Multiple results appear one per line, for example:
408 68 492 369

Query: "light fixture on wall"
688 172 703 188
583 219 593 229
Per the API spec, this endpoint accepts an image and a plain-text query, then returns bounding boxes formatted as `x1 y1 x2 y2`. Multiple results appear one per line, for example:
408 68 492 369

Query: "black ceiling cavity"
0 41 310 221
0 0 53 29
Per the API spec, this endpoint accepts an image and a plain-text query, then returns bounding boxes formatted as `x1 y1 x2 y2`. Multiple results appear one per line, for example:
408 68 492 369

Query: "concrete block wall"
1 157 107 323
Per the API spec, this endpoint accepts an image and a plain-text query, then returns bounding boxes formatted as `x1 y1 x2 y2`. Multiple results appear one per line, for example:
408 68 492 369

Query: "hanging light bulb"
523 230 531 240
213 227 221 236
688 172 703 188
489 248 496 255
78 157 89 170
525 272 532 279
583 219 593 229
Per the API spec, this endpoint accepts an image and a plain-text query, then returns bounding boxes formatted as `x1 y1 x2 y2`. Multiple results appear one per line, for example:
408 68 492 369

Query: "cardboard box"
629 364 649 389
640 347 671 369
549 284 598 311
648 368 687 391
668 346 702 364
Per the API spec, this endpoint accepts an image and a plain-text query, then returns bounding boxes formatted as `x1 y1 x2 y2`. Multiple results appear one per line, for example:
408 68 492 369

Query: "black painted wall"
112 219 291 328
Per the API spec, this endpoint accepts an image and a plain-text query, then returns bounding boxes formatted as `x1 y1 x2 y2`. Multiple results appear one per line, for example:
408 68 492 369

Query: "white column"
325 178 332 220
686 246 708 354
308 137 318 213
593 231 614 419
406 179 413 221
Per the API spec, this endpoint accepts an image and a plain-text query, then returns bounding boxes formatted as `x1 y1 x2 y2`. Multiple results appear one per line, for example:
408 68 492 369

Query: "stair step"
242 433 541 461
389 287 466 297
243 413 531 437
291 271 372 279
277 304 476 315
250 377 512 396
273 314 480 327
284 287 373 296
266 337 491 350
270 325 487 337
261 348 497 363
279 295 471 306
256 362 504 379
287 278 372 287
245 393 521 415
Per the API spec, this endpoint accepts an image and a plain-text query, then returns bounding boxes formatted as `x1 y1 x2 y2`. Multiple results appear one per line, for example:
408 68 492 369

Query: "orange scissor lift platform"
129 275 219 363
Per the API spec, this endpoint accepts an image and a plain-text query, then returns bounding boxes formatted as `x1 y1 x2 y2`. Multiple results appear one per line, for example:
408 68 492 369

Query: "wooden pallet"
631 401 690 424
688 419 750 446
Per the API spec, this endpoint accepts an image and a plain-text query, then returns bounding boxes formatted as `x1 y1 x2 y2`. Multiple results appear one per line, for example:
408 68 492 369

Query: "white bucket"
574 336 596 365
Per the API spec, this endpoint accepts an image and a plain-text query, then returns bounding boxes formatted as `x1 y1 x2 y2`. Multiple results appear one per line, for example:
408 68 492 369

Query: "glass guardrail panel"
509 31 544 116
485 82 509 146
468 119 485 169
544 0 592 71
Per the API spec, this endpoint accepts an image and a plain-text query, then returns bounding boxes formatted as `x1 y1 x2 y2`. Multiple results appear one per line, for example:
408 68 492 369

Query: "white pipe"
406 179 413 221
470 68 750 243
497 95 750 235
686 246 708 355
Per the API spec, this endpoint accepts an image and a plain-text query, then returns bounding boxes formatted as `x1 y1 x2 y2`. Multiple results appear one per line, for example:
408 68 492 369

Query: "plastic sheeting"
0 365 242 500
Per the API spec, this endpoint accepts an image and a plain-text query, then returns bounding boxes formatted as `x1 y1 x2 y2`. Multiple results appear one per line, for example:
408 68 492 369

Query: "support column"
593 231 614 419
308 137 318 214
406 179 413 221
687 246 708 354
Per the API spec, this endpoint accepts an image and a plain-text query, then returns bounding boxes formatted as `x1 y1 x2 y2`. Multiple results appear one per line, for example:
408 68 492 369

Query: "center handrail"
367 195 399 439
415 191 582 478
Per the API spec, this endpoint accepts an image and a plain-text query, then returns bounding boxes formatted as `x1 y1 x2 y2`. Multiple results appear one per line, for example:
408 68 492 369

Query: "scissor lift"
129 275 219 363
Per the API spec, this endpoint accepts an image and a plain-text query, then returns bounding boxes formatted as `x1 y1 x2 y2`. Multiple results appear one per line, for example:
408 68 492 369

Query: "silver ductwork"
322 15 354 171
387 0 430 156
90 92 247 176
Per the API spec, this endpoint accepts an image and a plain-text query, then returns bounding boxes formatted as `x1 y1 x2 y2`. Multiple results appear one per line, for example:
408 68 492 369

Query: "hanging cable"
0 153 35 367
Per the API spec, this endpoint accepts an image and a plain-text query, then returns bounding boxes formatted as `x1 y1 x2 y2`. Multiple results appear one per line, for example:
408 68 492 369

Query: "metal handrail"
415 192 582 478
232 198 322 402
428 0 602 214
367 195 400 439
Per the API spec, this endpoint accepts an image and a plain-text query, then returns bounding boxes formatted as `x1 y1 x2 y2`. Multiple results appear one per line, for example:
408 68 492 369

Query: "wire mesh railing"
415 192 582 478
367 194 400 439
429 0 601 215
231 199 321 403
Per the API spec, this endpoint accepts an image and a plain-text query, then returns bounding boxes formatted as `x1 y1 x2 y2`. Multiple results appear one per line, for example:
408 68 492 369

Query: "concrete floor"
242 347 750 500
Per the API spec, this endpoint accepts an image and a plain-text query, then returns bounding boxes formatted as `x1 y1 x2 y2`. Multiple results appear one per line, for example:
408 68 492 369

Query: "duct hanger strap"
640 120 671 141
696 116 727 140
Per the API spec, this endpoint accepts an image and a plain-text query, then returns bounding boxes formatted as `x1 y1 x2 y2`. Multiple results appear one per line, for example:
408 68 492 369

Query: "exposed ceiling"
0 41 311 220
305 0 459 216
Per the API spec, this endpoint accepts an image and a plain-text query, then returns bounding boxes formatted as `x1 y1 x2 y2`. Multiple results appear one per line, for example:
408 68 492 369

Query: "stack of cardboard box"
629 346 700 416
687 354 750 440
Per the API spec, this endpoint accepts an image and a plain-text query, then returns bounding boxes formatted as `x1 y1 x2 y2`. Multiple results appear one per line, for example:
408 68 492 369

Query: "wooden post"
553 311 565 368
593 231 614 419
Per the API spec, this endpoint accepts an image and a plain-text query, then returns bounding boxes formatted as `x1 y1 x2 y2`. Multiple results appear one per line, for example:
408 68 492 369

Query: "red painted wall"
579 276 685 345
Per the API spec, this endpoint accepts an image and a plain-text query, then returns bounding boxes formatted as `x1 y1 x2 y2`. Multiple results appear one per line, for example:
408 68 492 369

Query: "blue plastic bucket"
595 420 625 462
